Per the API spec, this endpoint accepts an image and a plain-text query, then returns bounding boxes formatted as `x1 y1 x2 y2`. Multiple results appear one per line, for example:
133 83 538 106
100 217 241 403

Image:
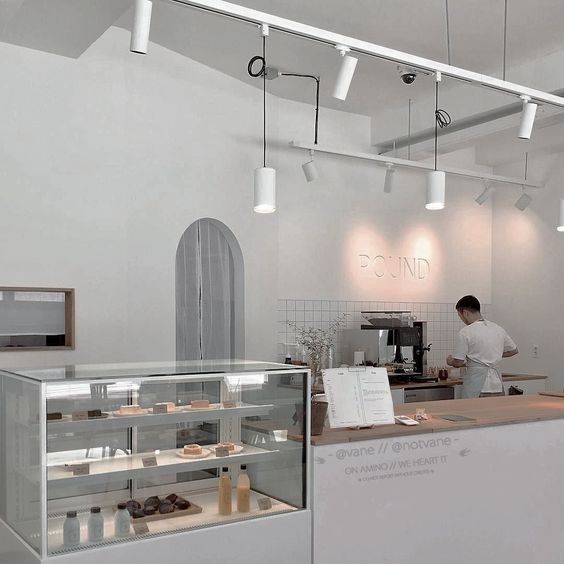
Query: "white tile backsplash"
278 298 492 368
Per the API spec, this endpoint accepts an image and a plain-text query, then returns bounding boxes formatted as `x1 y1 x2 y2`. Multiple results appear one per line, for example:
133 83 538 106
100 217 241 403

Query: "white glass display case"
0 361 310 561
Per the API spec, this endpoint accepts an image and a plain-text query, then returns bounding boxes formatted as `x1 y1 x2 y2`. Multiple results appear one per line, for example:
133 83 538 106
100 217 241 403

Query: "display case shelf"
47 445 279 487
46 489 297 556
47 402 273 432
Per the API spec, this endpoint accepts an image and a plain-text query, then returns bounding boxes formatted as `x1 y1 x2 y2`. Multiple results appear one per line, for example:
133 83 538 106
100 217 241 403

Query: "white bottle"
87 506 104 543
114 502 131 538
63 510 80 548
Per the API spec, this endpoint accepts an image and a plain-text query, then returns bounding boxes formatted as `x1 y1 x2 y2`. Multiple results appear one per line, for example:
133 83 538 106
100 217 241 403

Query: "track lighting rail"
290 141 543 189
167 0 564 109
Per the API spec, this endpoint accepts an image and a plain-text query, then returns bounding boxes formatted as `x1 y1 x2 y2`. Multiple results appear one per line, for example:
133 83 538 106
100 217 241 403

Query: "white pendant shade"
383 164 395 193
130 0 153 54
425 170 445 210
518 99 538 140
558 199 564 231
333 52 358 101
302 159 319 182
254 167 276 213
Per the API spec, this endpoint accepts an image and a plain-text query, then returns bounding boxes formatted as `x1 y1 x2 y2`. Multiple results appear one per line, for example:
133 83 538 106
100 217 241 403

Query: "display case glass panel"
0 361 309 558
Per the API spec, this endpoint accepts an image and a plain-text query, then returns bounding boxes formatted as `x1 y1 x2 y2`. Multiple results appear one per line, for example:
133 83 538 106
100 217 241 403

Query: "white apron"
461 358 503 399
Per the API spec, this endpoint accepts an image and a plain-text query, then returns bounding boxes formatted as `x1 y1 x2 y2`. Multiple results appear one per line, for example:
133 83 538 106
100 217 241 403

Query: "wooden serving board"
126 498 203 524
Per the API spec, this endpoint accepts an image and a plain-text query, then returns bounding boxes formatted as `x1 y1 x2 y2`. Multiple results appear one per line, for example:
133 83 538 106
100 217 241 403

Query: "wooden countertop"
501 373 547 381
311 394 564 446
390 373 546 389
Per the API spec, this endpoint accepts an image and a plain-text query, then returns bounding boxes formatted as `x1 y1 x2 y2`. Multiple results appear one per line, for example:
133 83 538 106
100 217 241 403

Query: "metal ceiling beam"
377 87 564 153
168 0 564 108
290 141 543 189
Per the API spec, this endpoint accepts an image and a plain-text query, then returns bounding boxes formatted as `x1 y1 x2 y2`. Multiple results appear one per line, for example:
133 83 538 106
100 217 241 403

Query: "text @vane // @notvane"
359 254 431 280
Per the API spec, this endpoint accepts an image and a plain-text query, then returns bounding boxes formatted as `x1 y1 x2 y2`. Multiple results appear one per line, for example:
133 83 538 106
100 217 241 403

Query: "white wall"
491 153 564 389
0 26 281 367
0 25 496 370
275 142 494 304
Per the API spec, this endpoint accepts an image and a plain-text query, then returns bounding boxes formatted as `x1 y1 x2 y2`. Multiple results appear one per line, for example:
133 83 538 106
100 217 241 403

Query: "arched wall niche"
175 218 245 361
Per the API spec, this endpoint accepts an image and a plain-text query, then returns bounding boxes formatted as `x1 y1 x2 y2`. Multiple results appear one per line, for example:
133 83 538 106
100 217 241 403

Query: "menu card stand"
324 367 395 428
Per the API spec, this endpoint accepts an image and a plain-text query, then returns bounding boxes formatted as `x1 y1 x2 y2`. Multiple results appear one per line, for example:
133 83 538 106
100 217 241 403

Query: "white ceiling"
112 0 564 118
3 0 564 163
3 0 564 114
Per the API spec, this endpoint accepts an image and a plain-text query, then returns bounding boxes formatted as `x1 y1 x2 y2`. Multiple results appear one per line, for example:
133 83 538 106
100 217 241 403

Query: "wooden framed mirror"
0 287 75 351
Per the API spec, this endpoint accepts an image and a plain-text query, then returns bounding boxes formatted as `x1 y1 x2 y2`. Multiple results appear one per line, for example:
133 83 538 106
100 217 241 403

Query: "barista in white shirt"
446 295 519 399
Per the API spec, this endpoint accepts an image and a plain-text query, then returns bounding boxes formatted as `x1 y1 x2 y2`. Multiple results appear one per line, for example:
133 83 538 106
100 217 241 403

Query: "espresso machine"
340 312 432 384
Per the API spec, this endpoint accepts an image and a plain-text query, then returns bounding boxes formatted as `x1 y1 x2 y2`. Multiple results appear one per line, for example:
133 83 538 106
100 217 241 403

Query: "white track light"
383 163 395 193
475 181 495 205
518 96 538 140
332 45 357 100
130 0 152 54
302 150 319 182
557 199 564 231
254 167 276 213
426 171 445 210
514 190 532 211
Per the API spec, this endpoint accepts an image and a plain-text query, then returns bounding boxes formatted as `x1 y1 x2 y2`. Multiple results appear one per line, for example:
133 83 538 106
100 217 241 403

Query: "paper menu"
324 367 395 428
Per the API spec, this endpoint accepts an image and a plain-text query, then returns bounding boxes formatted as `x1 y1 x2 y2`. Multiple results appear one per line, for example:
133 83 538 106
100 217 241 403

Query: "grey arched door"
176 219 244 361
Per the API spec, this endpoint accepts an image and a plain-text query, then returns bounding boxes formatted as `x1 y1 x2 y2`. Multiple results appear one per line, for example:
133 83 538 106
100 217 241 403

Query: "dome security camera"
397 66 418 85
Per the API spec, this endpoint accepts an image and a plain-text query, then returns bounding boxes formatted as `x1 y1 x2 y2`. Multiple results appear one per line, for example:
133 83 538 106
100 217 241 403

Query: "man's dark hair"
456 295 481 312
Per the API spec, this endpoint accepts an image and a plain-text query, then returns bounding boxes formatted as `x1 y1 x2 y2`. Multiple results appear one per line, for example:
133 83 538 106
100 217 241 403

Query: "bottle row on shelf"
62 465 253 549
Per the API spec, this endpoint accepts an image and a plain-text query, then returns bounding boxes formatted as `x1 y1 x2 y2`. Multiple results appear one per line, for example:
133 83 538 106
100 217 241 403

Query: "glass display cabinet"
0 361 310 561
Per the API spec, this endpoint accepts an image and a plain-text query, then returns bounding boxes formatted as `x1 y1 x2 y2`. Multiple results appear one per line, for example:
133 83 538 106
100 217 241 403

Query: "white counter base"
313 418 564 564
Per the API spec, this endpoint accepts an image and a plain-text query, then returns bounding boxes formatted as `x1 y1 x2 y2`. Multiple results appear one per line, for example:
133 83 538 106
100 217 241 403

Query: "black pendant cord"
433 79 452 171
247 50 320 147
434 81 439 171
280 73 320 145
503 0 508 81
262 35 266 168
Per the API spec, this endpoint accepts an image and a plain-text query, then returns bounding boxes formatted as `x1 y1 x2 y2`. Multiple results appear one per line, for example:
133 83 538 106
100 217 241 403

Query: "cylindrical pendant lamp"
332 46 358 101
383 163 395 194
302 150 319 182
426 170 445 210
254 167 276 213
130 0 153 54
558 199 564 232
518 97 538 140
514 192 532 211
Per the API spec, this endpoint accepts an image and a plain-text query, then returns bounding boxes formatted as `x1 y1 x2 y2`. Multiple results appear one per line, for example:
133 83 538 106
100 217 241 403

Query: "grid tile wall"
277 299 491 368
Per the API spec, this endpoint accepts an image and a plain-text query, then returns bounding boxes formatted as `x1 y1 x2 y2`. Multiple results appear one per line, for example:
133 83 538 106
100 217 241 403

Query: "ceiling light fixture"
518 95 538 140
475 180 495 205
332 45 357 101
302 150 319 182
426 171 446 210
426 73 445 210
130 0 153 54
253 24 276 214
514 190 532 211
383 163 395 193
558 200 564 232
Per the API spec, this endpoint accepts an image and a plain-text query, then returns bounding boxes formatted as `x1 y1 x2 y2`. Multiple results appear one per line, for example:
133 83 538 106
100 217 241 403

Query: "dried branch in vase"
287 313 347 388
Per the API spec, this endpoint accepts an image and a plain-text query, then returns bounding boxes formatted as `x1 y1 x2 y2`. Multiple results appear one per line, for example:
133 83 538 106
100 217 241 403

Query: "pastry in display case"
0 360 310 561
